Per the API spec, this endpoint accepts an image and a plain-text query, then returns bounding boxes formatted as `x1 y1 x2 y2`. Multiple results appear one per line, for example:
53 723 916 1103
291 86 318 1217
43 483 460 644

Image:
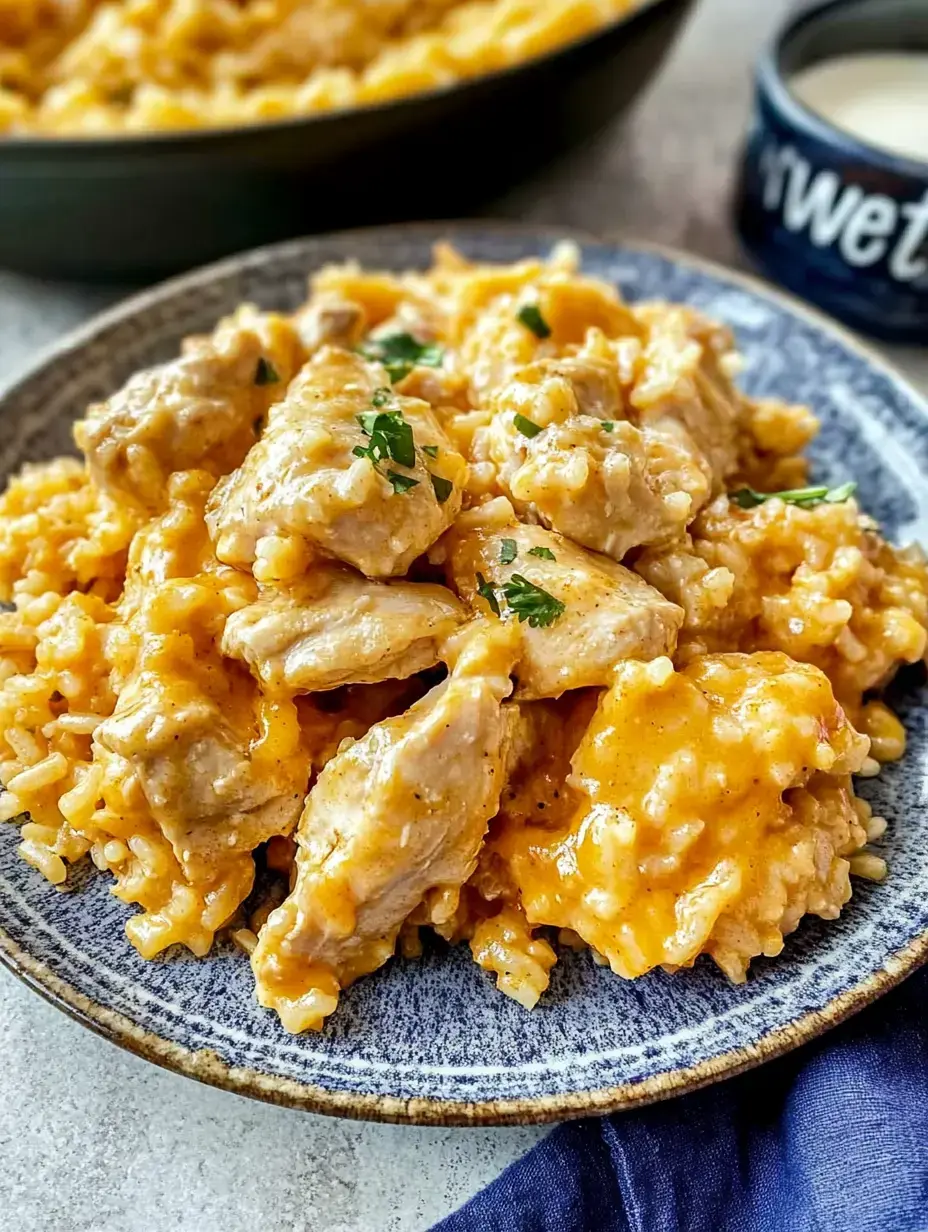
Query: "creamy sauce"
791 53 928 164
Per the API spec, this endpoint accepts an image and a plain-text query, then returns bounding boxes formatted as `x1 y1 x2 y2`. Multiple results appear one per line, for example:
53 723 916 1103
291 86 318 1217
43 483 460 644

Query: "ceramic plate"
0 225 926 1125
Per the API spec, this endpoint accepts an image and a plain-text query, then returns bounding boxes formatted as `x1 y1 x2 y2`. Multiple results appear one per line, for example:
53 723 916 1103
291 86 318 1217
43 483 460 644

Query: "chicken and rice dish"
0 242 925 1033
0 0 644 135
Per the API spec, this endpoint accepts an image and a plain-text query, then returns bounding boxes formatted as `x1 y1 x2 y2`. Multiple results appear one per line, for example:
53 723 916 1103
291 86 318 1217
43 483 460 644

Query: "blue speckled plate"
1 225 926 1125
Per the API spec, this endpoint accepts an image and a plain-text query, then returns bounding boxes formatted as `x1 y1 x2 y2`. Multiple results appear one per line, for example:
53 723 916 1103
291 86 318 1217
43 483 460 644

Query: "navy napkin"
435 966 928 1232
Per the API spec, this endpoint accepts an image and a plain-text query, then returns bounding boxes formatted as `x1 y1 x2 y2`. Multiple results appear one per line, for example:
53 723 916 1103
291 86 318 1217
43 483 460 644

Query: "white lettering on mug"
757 140 928 280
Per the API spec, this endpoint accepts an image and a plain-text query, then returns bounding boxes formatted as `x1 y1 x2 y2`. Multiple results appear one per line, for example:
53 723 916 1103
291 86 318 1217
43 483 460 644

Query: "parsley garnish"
371 387 393 408
422 444 439 459
731 482 857 510
254 357 280 386
429 473 453 504
527 546 556 561
387 471 419 495
499 538 518 565
514 413 543 439
476 572 501 616
355 409 416 469
601 421 615 433
502 574 565 628
358 333 444 383
517 304 552 339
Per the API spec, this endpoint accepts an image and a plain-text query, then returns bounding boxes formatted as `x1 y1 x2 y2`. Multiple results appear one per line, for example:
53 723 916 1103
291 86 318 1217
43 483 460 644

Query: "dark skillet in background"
0 0 694 281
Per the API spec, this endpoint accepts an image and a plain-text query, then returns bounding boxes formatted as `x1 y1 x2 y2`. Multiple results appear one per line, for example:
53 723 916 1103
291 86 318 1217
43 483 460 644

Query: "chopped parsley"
254 357 280 386
371 387 393 408
429 472 453 504
730 482 857 510
502 574 565 628
527 546 556 561
601 421 615 433
517 304 552 339
422 444 440 459
476 572 501 616
358 332 444 383
354 409 416 469
387 471 419 495
513 413 543 439
499 538 518 565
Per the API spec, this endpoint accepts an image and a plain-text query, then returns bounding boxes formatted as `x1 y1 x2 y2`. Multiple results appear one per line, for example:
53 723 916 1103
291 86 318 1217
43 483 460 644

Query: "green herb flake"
517 304 552 339
513 413 543 439
730 482 857 510
358 333 444 384
499 538 518 565
387 471 420 495
355 409 416 469
502 574 565 628
527 546 556 561
254 357 280 386
429 472 453 504
601 421 615 433
422 444 440 459
371 387 393 408
476 571 501 617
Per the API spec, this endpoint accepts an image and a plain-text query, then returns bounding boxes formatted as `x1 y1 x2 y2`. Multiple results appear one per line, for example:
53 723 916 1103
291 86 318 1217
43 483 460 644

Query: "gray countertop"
0 3 925 1230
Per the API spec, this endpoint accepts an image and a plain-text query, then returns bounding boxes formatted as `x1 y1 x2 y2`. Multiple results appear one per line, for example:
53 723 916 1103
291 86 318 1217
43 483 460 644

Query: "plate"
1 225 926 1125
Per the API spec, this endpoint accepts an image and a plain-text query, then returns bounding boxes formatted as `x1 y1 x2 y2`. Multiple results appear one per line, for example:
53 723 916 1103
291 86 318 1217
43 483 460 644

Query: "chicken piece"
74 307 304 511
294 296 365 354
222 564 464 694
496 652 870 984
472 360 710 558
250 620 520 1033
95 660 307 885
92 484 310 950
439 499 682 699
513 417 709 559
206 347 467 581
630 305 747 489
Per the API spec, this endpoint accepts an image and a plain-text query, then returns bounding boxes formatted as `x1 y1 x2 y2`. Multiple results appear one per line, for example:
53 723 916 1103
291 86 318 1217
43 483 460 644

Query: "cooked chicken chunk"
513 417 709 559
631 305 747 489
222 565 464 694
473 364 710 558
294 296 365 354
496 652 869 983
206 347 467 580
74 307 304 511
250 620 519 1033
95 660 307 884
96 484 309 891
439 499 682 698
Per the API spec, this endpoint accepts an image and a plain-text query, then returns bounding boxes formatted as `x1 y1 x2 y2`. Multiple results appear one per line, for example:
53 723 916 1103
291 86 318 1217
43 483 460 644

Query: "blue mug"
736 0 928 343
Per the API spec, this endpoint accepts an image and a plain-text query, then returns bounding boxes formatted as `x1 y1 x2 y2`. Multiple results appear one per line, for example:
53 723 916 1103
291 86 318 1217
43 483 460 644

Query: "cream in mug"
791 52 928 165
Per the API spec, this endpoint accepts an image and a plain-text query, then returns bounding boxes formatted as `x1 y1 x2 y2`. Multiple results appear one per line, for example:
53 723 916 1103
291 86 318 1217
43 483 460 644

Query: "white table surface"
0 2 925 1229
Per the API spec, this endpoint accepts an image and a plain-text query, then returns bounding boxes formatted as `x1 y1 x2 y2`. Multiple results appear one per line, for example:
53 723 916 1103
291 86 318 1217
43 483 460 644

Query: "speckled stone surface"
0 1 925 1228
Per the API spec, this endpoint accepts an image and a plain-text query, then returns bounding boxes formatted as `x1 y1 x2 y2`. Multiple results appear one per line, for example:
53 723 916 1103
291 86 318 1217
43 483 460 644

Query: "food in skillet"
0 242 925 1032
0 0 646 135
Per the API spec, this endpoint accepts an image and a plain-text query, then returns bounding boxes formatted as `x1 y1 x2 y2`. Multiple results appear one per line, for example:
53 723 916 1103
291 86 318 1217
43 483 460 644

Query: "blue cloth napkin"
435 966 928 1232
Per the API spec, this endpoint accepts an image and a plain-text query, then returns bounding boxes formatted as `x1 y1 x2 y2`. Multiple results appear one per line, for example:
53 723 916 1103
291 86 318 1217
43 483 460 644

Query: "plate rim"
1 221 926 1126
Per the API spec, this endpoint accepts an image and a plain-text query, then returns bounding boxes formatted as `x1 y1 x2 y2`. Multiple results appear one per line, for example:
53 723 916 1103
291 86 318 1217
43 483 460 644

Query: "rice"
0 242 924 1030
0 0 646 136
